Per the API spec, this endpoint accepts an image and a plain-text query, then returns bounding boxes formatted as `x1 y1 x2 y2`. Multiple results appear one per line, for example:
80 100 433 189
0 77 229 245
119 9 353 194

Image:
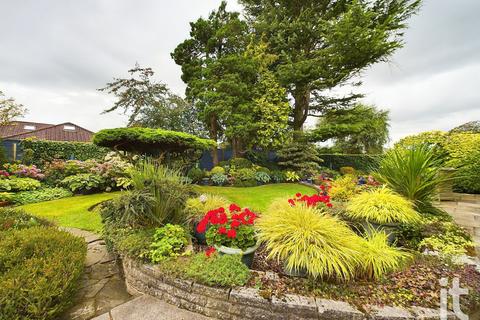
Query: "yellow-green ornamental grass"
185 194 230 220
258 200 363 281
346 187 420 224
257 198 411 281
359 230 412 280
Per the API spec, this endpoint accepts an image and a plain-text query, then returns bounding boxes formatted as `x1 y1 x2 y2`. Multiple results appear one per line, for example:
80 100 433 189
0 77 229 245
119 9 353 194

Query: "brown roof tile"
1 121 94 142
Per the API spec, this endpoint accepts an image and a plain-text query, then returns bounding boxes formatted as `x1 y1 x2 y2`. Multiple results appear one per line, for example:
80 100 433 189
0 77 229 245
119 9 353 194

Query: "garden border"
121 257 450 320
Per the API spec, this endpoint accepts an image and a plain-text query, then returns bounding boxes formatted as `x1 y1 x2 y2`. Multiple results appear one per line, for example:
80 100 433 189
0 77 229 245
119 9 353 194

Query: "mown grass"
193 183 316 212
19 192 120 233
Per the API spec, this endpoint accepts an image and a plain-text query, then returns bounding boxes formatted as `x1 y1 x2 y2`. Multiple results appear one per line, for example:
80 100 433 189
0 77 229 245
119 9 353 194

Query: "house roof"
0 121 94 143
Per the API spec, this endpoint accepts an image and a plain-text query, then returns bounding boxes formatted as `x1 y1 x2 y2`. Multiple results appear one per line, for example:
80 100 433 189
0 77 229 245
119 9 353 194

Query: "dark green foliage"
0 227 86 320
239 0 421 130
229 157 253 169
0 208 51 231
233 179 257 187
187 167 205 183
206 224 256 251
12 187 73 205
149 224 190 263
312 104 390 154
20 138 108 166
276 135 322 176
0 140 7 165
93 127 216 155
185 253 250 287
319 154 381 172
100 191 156 228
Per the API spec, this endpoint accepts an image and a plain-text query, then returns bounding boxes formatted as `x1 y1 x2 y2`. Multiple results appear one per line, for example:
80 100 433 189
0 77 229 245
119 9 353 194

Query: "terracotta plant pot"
214 243 260 268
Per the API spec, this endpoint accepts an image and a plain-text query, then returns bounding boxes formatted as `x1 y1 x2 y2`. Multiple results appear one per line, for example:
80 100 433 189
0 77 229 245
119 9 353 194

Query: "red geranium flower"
288 199 295 206
205 247 216 257
218 226 227 234
295 193 302 198
196 219 208 233
230 220 241 228
229 204 241 212
227 229 237 238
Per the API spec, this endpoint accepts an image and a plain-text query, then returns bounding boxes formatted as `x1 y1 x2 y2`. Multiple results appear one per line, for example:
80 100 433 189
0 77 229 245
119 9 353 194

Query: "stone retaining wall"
121 257 449 320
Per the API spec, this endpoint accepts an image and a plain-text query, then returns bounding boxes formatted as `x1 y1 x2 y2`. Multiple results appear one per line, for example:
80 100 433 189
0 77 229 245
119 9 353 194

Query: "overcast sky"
0 0 478 143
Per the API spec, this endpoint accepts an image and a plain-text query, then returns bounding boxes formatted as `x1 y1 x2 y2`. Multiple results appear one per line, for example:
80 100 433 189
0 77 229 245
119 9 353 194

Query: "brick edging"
121 257 450 320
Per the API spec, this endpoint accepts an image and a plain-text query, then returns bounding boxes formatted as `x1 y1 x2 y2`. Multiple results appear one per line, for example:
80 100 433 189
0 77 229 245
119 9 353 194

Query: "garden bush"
0 208 50 231
346 188 420 225
185 253 250 287
258 200 363 280
102 225 155 261
255 171 271 184
61 173 106 194
276 136 322 177
339 166 355 175
0 192 13 203
12 187 73 205
209 166 226 175
0 227 86 320
329 174 359 201
211 173 228 186
270 170 285 183
319 154 381 172
149 224 190 263
229 157 252 169
20 138 108 165
187 167 204 183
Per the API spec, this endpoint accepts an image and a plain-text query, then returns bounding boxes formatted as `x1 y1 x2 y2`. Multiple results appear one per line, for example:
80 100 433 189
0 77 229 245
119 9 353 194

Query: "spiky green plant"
376 144 447 215
358 230 412 280
129 159 191 225
346 187 420 224
257 199 364 281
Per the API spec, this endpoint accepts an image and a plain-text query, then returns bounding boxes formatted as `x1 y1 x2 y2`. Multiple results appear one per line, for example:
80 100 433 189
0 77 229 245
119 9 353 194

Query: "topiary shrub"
0 227 86 320
276 135 322 177
210 166 226 175
187 167 204 183
185 253 250 287
93 127 216 155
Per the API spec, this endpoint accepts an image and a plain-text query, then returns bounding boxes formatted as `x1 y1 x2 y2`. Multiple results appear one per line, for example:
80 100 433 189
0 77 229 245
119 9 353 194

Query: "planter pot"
193 221 208 245
361 221 399 244
283 262 308 278
214 243 260 268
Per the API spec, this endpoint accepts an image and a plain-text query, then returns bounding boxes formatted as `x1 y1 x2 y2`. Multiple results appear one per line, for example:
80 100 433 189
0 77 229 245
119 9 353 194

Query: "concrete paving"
92 295 211 320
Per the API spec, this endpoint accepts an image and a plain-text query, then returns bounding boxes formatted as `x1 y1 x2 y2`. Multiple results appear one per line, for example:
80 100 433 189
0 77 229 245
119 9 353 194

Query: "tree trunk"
209 114 219 165
292 87 311 132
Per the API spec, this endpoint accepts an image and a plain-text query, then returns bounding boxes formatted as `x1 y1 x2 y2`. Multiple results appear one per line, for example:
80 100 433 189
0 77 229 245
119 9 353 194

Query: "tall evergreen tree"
239 0 421 131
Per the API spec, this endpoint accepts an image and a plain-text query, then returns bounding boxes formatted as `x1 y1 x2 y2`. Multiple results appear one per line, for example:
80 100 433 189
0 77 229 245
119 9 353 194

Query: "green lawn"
19 192 120 233
193 183 316 212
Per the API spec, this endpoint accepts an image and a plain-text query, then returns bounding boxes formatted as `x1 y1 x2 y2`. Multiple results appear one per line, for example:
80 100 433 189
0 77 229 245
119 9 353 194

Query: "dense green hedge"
319 154 382 172
0 226 86 320
20 138 108 165
93 127 216 155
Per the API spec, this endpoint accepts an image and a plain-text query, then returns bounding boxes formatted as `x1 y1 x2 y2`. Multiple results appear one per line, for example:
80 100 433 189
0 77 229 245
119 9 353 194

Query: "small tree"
0 90 27 125
276 133 322 177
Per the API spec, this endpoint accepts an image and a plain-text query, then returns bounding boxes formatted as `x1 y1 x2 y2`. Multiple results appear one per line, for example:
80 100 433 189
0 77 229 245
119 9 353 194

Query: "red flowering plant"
288 192 333 209
196 204 258 251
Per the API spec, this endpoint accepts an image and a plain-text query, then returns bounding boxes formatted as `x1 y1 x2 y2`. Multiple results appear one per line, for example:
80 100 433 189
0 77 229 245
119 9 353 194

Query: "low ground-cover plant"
103 225 155 261
418 221 475 256
61 173 106 193
0 177 41 192
149 224 190 263
346 188 420 225
12 187 73 205
0 226 86 320
185 253 250 287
